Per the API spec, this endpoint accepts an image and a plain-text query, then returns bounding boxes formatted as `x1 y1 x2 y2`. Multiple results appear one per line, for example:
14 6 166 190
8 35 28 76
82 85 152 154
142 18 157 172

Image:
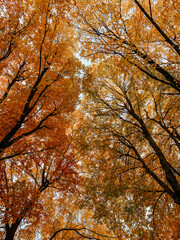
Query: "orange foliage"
73 0 180 238
0 0 81 239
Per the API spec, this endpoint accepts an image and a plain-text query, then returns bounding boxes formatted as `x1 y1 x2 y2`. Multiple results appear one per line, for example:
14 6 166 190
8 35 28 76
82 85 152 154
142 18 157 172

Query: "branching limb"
49 227 121 240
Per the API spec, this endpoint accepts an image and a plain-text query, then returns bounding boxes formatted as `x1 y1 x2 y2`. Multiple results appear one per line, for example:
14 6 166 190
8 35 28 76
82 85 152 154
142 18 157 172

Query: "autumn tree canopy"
74 0 180 238
0 0 83 239
76 0 180 91
0 0 180 239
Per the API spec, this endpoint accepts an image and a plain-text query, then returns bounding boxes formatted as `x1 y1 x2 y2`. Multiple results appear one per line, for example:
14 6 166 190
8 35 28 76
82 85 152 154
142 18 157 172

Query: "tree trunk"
5 218 22 240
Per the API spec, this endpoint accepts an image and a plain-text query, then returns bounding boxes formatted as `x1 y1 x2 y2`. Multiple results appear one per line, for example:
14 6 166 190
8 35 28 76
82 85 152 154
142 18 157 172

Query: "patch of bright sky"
74 52 92 110
75 52 91 67
145 206 152 221
0 5 7 17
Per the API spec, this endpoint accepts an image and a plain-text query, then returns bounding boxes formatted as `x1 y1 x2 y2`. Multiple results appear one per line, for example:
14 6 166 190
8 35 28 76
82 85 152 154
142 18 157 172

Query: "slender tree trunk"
5 218 22 240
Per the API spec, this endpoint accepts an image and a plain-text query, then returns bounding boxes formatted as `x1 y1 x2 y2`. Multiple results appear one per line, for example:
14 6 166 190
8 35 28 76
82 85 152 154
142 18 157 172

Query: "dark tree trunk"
5 218 22 240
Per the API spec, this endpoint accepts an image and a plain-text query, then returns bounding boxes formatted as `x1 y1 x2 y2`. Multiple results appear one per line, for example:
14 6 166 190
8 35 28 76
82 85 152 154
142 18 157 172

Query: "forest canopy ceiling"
0 0 180 239
74 0 180 238
0 0 83 239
